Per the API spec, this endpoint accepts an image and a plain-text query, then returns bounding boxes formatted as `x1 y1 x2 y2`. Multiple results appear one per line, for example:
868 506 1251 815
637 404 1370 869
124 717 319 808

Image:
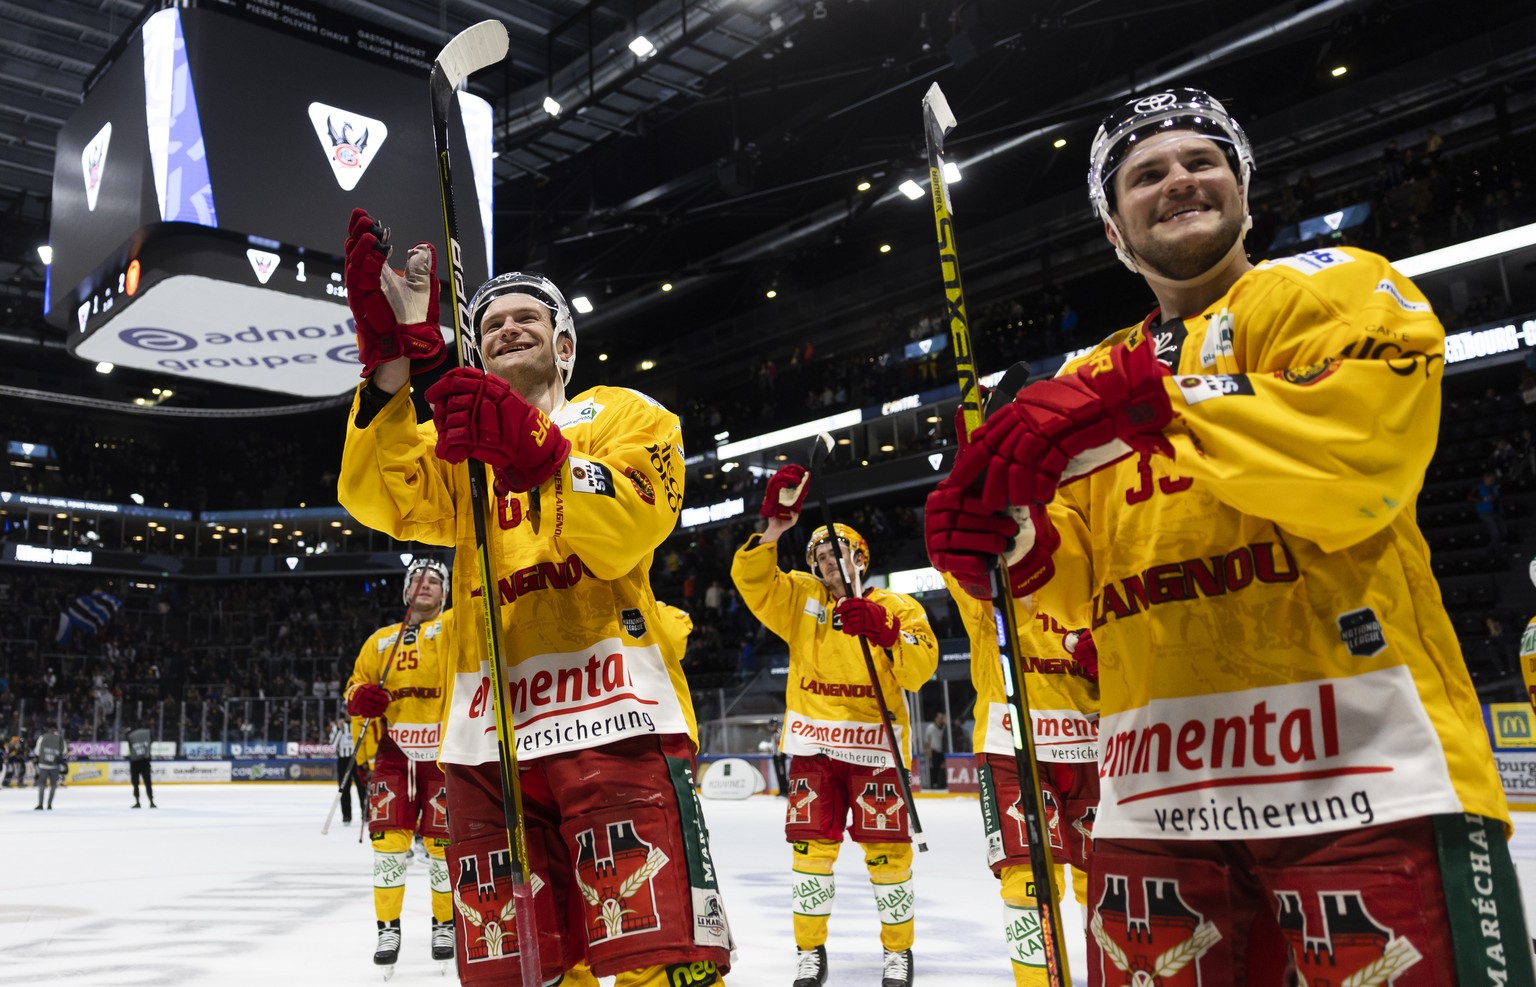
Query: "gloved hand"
346 683 391 718
760 463 809 520
951 339 1173 514
924 480 1059 600
835 596 901 648
424 367 571 492
344 208 445 377
1065 629 1098 682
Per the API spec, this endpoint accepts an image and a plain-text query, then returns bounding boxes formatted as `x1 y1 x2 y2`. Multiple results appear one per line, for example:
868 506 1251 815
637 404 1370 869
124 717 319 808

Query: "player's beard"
1129 207 1246 282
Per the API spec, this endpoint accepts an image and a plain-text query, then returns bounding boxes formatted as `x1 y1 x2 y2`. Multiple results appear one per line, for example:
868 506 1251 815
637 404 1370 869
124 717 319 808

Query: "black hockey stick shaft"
922 82 1069 985
430 20 543 985
323 590 418 836
807 434 927 851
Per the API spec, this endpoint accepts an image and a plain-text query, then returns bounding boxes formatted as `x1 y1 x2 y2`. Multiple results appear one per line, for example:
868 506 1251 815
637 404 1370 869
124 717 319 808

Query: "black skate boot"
431 918 454 962
881 947 913 987
792 944 827 987
374 918 401 972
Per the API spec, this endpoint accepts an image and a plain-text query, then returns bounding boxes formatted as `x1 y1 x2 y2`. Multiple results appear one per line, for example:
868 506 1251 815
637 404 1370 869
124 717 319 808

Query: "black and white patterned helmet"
468 272 576 386
402 557 449 606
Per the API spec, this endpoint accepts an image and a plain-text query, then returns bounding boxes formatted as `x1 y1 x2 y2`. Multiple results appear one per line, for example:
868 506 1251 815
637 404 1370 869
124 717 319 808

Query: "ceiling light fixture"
898 180 925 200
629 36 656 58
543 95 562 116
572 295 594 313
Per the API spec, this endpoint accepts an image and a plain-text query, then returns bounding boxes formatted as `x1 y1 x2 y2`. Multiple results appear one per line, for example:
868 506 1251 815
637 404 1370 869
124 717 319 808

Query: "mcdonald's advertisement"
1485 703 1536 804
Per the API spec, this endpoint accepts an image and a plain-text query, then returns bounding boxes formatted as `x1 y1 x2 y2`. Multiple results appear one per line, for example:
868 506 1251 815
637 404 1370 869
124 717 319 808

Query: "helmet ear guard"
467 272 577 385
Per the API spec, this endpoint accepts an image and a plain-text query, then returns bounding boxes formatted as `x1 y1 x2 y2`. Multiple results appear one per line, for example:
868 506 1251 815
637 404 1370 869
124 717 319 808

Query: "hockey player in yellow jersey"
1521 558 1536 712
345 557 457 971
926 88 1532 985
337 208 732 987
731 463 937 987
944 569 1098 987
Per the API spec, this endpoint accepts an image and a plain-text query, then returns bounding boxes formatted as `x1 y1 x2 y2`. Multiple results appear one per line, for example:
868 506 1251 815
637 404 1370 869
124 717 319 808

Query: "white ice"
3 785 1535 986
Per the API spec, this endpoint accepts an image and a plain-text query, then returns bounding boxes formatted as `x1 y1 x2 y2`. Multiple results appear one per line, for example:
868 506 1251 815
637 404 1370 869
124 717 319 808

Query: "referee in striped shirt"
330 716 364 825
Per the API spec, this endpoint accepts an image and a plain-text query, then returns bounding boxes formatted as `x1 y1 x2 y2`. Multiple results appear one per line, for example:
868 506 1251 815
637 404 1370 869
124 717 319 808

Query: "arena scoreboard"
45 0 496 397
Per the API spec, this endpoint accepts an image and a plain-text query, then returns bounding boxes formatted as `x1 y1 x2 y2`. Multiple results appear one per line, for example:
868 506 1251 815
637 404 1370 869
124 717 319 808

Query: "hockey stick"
807 433 927 851
430 20 545 987
922 81 1070 986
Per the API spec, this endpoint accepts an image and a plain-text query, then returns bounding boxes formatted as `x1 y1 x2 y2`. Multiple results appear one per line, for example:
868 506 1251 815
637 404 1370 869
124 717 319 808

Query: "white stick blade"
815 432 834 456
436 20 510 90
923 82 957 136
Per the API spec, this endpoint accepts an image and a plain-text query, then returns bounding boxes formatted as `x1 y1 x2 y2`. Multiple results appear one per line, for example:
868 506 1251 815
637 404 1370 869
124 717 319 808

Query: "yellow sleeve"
543 394 684 580
338 383 459 547
730 534 806 644
1036 483 1096 631
874 591 939 691
1522 617 1536 712
1160 250 1444 553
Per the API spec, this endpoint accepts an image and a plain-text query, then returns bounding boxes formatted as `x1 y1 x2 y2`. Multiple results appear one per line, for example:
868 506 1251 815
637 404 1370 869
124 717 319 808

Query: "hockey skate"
881 947 913 987
431 918 454 973
374 919 401 980
792 945 827 987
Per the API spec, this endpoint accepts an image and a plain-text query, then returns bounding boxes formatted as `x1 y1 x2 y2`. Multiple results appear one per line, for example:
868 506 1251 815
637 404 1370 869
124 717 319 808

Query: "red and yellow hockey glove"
924 480 1059 600
1065 629 1098 682
835 596 901 649
346 683 391 718
344 208 445 378
424 367 571 492
761 463 810 520
951 339 1173 514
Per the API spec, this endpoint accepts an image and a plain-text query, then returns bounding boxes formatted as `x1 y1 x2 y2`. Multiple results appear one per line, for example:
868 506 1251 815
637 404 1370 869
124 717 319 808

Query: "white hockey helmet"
1087 88 1255 278
1528 555 1536 590
402 557 449 606
469 272 577 386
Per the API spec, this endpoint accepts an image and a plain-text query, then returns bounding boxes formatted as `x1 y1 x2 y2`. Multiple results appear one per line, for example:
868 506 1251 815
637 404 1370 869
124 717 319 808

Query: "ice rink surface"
3 784 1535 986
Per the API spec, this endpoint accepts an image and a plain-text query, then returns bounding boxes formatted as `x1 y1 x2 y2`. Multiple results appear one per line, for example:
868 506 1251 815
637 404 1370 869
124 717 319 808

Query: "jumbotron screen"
45 0 495 397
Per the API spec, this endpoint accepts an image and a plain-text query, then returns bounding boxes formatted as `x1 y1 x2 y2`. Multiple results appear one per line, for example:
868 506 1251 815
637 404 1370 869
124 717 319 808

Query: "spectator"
1470 471 1508 552
923 712 948 792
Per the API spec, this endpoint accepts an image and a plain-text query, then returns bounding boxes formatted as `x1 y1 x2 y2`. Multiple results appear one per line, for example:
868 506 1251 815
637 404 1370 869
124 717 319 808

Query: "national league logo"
307 102 389 191
81 121 112 211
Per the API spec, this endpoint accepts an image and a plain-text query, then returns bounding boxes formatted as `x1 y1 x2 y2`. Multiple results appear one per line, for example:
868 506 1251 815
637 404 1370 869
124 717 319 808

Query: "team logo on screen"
245 249 280 285
81 121 112 211
306 102 389 191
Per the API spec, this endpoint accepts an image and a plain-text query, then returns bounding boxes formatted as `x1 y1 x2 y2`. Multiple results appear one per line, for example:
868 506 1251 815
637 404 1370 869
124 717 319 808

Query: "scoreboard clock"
45 0 496 398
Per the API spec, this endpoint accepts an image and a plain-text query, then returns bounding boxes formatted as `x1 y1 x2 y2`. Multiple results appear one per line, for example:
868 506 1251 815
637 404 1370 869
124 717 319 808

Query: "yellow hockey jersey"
346 611 455 763
1521 616 1536 710
731 535 937 768
340 383 699 765
1030 247 1507 840
942 573 1098 762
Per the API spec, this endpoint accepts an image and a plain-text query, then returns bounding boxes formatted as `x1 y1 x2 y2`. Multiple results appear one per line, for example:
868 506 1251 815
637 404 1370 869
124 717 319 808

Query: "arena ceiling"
2 0 1535 411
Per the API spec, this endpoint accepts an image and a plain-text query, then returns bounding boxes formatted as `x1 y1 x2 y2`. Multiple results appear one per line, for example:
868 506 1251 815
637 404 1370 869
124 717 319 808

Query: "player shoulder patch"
1274 359 1339 386
623 467 656 505
618 386 665 408
1259 248 1356 276
1337 607 1386 657
1175 374 1255 406
568 456 616 497
552 396 604 429
620 608 647 638
377 631 399 652
804 597 827 624
1374 278 1432 312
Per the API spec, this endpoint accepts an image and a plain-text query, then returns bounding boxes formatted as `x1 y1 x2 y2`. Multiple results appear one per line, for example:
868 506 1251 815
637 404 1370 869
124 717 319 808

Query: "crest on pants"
1007 787 1064 850
1093 875 1221 986
574 820 669 943
452 848 545 963
1275 890 1422 985
368 778 397 823
855 781 903 832
787 777 818 825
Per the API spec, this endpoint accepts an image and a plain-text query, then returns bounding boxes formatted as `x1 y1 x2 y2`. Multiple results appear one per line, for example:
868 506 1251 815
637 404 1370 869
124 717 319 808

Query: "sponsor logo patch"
1275 359 1339 386
1176 374 1255 406
621 607 647 638
569 457 616 497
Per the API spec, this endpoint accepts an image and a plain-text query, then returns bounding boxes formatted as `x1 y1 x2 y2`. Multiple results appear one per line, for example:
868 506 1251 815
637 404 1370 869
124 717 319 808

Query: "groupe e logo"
115 325 361 365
